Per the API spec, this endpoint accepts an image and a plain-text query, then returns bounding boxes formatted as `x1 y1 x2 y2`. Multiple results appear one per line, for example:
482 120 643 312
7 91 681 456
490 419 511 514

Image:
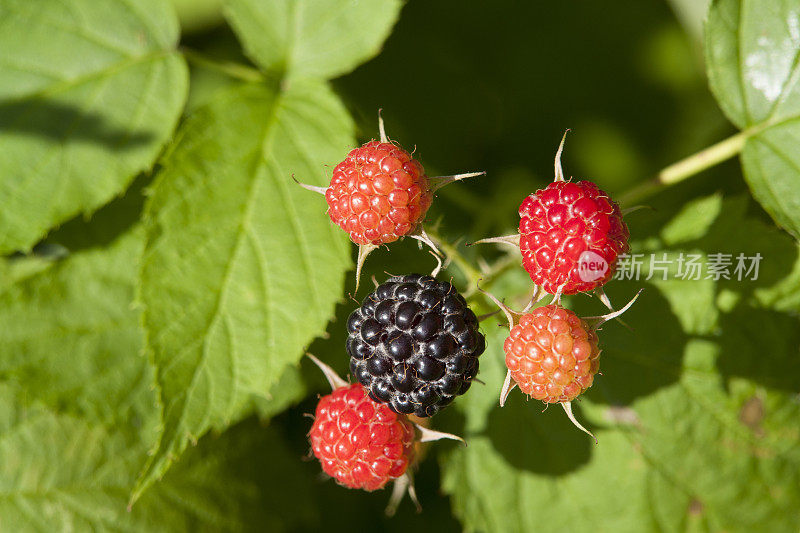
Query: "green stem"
428 232 482 283
426 229 517 297
467 254 517 298
181 47 263 83
619 129 752 206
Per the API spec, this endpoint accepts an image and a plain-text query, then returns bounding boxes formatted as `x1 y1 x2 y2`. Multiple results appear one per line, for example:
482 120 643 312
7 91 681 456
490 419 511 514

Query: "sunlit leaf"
135 80 352 499
223 0 402 79
706 0 800 238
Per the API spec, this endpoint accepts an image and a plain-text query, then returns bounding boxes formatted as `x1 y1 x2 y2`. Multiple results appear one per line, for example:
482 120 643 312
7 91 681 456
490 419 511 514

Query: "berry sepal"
415 423 465 445
306 353 347 389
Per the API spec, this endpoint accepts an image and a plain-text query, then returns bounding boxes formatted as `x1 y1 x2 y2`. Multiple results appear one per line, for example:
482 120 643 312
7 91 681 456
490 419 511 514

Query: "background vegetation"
1 0 799 531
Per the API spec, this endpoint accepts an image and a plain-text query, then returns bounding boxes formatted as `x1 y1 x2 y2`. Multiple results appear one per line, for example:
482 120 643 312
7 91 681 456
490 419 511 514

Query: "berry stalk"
618 128 763 206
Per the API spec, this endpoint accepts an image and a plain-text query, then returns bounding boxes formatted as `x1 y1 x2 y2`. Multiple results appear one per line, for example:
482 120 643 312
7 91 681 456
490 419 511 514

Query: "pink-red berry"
503 304 600 403
518 180 629 295
309 383 416 491
325 141 433 245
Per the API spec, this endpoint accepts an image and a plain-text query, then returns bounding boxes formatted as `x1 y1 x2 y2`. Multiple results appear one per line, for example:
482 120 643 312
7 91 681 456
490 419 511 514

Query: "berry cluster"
300 122 637 508
300 117 485 510
476 132 638 440
347 274 486 417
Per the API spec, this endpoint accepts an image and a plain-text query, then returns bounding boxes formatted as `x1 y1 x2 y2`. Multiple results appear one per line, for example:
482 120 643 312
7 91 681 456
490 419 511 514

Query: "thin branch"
618 129 751 206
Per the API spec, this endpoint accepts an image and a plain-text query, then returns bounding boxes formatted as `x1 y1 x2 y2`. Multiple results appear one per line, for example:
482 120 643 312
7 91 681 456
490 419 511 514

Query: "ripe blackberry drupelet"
310 383 416 491
519 180 629 295
347 274 486 417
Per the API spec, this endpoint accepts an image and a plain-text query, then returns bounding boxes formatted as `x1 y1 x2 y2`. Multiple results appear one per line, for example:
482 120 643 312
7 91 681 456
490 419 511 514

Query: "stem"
425 229 517 297
426 230 482 283
181 47 264 83
618 129 750 206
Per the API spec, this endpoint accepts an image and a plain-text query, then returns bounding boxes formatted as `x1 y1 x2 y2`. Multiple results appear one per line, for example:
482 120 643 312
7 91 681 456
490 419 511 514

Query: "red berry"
309 383 416 491
326 141 433 245
518 180 629 295
502 304 600 403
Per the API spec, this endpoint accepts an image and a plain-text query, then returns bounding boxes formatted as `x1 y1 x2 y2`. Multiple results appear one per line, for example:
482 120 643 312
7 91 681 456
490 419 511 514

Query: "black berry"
346 274 486 417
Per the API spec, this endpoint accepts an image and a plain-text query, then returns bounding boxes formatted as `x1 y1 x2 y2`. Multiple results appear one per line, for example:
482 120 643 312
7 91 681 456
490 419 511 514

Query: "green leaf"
739 127 800 239
0 0 188 253
666 0 711 44
705 0 800 238
169 0 225 34
705 0 800 128
251 364 307 421
0 225 158 446
0 386 151 532
441 196 800 532
136 80 353 500
0 195 311 529
0 384 316 532
0 253 58 289
223 0 403 80
659 193 723 246
0 219 159 529
136 418 319 532
442 310 800 532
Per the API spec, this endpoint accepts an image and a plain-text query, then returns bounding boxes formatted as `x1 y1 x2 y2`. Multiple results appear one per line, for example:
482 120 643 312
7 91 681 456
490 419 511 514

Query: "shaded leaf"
0 0 188 253
0 226 158 446
0 384 316 532
0 220 158 529
0 197 310 529
133 418 319 532
0 386 150 532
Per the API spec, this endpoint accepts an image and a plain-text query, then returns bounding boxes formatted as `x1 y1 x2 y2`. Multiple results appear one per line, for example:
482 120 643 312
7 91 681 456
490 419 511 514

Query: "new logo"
577 251 608 282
